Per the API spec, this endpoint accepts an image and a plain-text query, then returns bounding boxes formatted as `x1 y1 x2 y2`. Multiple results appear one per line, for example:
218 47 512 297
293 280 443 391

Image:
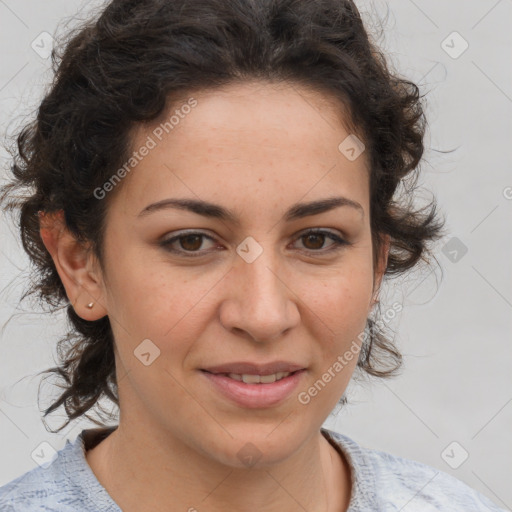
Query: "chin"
194 422 308 470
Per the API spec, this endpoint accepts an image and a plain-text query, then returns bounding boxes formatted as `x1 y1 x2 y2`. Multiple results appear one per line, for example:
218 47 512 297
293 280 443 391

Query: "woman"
0 0 505 510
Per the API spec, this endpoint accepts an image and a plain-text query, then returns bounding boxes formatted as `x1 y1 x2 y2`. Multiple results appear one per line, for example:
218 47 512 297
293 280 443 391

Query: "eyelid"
159 228 350 257
294 228 351 252
159 229 219 254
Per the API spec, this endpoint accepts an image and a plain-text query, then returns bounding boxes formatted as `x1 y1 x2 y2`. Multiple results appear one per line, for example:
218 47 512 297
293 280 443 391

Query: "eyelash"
159 229 351 258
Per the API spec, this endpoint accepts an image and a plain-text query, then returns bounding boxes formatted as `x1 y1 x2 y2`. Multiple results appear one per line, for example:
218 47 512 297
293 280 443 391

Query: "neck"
85 420 351 512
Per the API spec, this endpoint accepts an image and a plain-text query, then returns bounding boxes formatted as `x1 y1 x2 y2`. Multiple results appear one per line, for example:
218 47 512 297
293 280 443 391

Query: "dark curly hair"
0 0 446 432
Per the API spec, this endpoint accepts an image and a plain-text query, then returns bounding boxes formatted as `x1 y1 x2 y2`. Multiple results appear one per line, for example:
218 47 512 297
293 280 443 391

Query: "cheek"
295 254 374 395
302 257 374 333
107 264 205 337
292 270 371 413
102 237 221 353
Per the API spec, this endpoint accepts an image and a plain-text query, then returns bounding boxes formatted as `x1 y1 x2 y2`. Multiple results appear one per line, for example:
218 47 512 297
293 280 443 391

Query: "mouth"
199 368 307 408
201 360 305 376
200 369 301 384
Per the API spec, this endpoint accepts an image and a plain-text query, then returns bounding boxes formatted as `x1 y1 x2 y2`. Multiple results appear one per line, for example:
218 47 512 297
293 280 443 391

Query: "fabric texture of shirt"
0 426 506 511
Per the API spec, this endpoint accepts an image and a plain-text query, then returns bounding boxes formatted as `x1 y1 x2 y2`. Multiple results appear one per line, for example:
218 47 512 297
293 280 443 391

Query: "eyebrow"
138 196 364 224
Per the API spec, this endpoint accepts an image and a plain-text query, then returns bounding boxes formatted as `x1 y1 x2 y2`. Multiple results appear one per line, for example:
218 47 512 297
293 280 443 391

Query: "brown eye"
160 229 350 258
301 232 327 250
294 229 350 255
160 231 218 256
178 234 204 251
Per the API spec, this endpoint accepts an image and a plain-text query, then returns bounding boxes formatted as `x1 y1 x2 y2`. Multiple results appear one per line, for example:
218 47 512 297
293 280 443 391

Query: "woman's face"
94 80 386 466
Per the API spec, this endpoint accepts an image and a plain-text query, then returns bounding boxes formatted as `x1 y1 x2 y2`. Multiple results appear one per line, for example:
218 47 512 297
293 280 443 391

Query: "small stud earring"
86 302 94 309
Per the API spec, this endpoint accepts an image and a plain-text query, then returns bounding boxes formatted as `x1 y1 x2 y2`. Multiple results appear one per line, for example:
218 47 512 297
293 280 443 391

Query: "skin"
40 80 389 512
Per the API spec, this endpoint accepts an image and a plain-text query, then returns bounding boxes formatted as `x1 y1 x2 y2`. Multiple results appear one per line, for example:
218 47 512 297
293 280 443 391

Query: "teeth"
260 374 279 384
227 372 292 384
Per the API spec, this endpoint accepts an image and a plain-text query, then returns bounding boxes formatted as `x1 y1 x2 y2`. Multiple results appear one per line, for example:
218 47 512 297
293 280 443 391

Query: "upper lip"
201 361 306 376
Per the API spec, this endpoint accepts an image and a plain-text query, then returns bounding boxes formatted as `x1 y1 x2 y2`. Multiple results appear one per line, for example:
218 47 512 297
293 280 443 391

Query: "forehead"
147 80 359 136
113 80 370 220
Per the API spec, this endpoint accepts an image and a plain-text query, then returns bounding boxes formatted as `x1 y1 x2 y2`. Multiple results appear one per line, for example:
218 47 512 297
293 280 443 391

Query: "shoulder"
0 438 81 511
0 431 119 512
322 428 506 512
0 444 69 512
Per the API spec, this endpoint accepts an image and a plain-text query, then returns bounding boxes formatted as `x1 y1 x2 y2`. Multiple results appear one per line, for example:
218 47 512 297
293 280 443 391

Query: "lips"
201 361 306 376
200 368 306 408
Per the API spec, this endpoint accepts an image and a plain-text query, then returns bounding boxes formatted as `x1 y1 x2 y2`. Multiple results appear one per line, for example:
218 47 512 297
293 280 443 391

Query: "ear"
39 210 108 321
372 233 390 306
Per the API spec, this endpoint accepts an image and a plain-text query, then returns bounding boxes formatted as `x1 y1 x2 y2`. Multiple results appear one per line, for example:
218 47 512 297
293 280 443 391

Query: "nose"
219 244 300 343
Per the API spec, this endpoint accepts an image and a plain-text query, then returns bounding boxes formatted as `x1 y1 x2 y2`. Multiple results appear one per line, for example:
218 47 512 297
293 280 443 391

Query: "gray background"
0 0 511 508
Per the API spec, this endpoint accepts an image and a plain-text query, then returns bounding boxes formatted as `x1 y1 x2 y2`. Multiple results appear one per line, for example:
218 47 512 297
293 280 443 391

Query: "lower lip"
200 370 306 408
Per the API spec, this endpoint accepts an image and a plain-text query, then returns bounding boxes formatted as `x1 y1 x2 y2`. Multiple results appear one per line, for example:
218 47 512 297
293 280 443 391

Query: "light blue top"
0 426 506 511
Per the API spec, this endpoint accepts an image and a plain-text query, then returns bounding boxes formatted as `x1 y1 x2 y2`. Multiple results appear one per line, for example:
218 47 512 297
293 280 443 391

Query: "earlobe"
39 210 108 321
